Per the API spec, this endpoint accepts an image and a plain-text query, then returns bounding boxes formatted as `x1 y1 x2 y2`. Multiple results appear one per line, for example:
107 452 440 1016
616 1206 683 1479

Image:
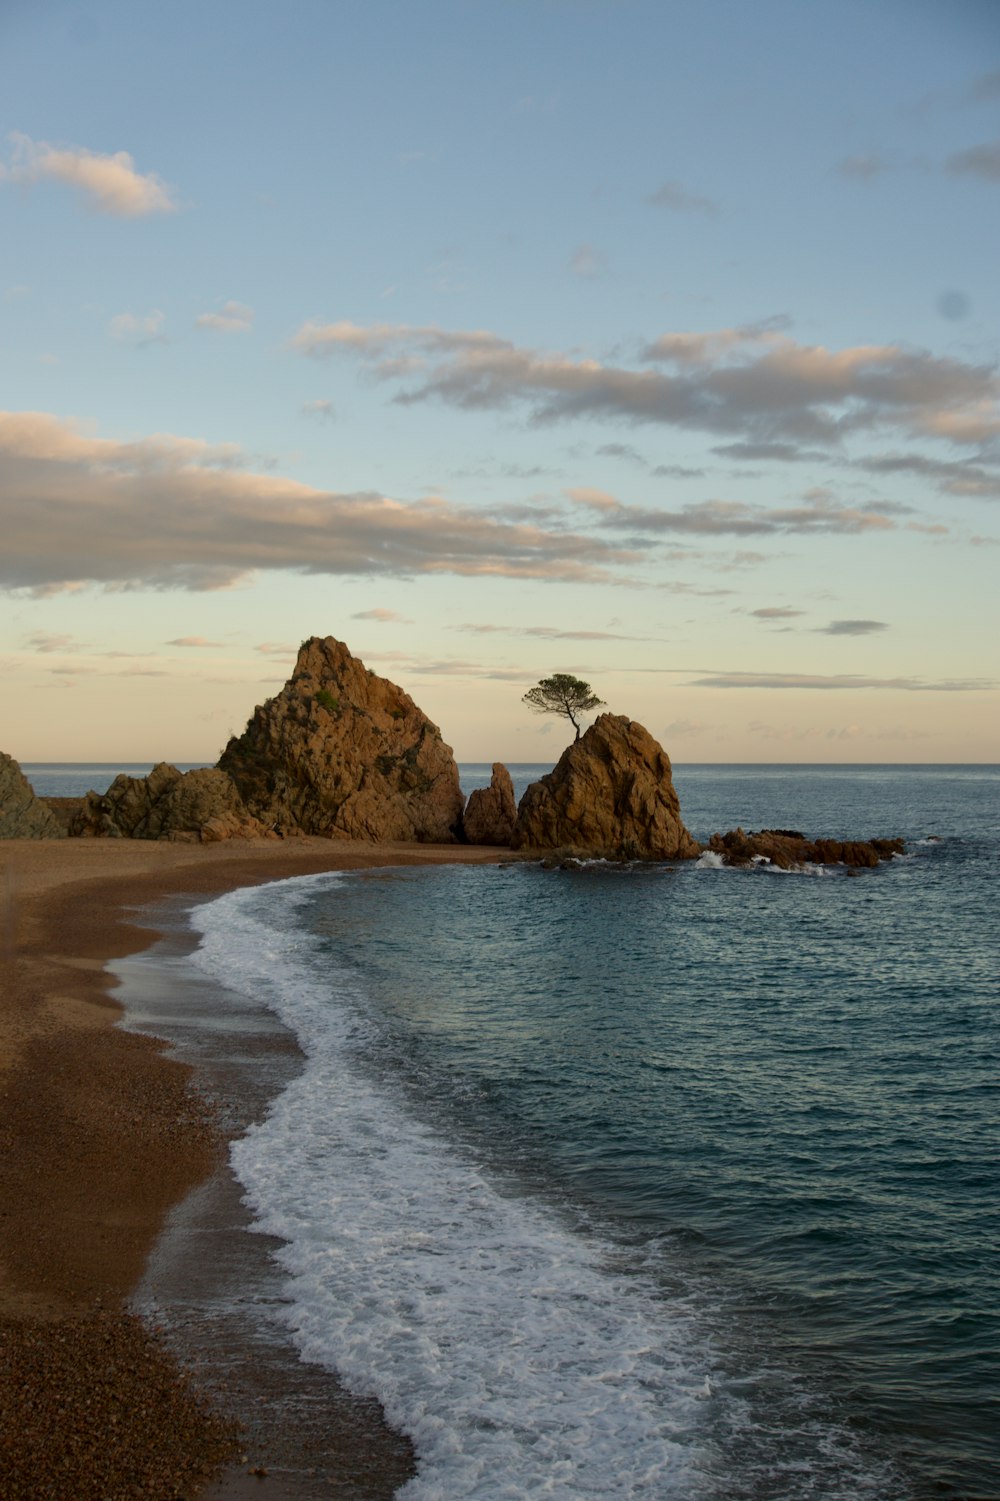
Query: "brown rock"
463 763 517 845
218 636 465 842
0 752 67 838
69 764 270 841
511 714 700 860
707 827 905 869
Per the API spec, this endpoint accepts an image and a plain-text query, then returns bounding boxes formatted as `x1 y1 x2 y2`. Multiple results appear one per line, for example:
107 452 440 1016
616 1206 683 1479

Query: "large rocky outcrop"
218 636 465 842
464 763 517 846
0 752 67 839
707 827 905 869
69 764 272 841
512 714 700 860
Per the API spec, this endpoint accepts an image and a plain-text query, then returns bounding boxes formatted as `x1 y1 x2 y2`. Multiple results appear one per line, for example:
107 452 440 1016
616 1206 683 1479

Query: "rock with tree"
218 635 466 841
463 763 517 845
0 752 67 839
512 714 701 860
522 674 606 742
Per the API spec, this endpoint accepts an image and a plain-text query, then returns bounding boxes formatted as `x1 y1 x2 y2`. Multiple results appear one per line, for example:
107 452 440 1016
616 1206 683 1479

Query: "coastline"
0 836 500 1499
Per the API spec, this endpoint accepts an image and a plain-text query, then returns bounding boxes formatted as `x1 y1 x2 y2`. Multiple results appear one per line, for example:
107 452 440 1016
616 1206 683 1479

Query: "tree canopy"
522 674 606 741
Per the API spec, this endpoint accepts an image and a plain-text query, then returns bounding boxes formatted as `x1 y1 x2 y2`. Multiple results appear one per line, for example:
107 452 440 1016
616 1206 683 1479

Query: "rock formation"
69 764 271 841
463 763 517 845
218 636 465 842
0 752 67 839
707 827 905 869
512 714 700 860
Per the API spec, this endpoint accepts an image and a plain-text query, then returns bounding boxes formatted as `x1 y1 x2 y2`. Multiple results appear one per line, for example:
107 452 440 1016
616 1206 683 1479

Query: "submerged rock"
69 764 271 841
707 827 905 869
218 635 465 842
463 763 517 845
512 714 700 861
0 752 67 839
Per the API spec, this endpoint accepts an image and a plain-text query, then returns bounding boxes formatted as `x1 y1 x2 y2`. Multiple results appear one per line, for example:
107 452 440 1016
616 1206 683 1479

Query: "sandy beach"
0 835 500 1500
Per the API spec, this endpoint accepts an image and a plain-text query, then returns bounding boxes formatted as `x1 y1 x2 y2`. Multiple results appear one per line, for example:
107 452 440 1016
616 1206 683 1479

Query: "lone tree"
522 674 606 741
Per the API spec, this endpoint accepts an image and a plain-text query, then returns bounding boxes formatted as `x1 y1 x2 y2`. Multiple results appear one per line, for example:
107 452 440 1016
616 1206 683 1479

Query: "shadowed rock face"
218 636 465 842
0 753 67 839
464 763 517 846
512 714 700 860
707 827 905 869
69 764 270 841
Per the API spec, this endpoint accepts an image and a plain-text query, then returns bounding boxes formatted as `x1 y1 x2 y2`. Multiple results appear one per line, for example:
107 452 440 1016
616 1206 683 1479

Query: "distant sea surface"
38 762 1000 1498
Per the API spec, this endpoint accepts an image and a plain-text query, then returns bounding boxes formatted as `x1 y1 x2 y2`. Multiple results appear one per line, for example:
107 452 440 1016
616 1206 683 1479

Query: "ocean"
32 763 1000 1498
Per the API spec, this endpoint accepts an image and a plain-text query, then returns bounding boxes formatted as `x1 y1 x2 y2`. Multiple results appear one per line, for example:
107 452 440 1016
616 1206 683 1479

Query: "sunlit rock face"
218 635 466 842
0 752 66 839
512 714 700 861
68 764 270 841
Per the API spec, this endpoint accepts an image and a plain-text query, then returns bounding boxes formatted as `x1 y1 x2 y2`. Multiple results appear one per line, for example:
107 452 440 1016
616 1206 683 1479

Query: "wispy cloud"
568 243 607 278
0 409 637 594
945 140 1000 181
301 398 336 423
646 179 719 216
352 607 408 623
566 486 899 537
750 607 805 621
290 318 1000 448
1 131 177 216
195 300 254 333
691 670 990 691
167 636 225 647
835 152 891 181
110 309 166 346
26 631 81 652
819 619 888 636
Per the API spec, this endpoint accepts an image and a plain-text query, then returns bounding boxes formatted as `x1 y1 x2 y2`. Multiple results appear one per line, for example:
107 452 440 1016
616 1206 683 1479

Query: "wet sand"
0 836 500 1499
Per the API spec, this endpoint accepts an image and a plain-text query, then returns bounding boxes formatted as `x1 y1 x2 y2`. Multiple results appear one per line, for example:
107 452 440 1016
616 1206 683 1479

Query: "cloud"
1 131 176 216
26 631 80 652
750 607 804 621
110 309 166 346
0 409 637 594
647 179 719 216
255 641 299 656
352 608 407 622
457 622 642 642
861 451 1000 498
692 671 990 691
663 718 710 737
291 318 1000 448
167 636 224 647
819 619 888 636
195 301 254 333
565 486 899 537
568 244 607 278
836 153 890 181
301 398 336 423
945 140 1000 181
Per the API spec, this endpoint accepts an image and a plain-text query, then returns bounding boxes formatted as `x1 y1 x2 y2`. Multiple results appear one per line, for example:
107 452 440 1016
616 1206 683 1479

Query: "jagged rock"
707 827 905 869
464 763 517 846
512 714 700 861
0 752 67 839
218 636 465 842
69 764 272 841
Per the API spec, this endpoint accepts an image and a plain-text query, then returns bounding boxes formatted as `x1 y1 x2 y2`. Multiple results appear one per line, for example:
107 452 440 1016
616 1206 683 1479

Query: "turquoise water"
182 765 999 1499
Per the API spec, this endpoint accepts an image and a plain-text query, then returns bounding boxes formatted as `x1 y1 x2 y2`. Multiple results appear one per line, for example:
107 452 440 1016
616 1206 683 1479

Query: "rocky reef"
69 764 271 841
219 636 465 842
512 714 701 861
464 763 517 846
707 827 905 870
0 753 67 839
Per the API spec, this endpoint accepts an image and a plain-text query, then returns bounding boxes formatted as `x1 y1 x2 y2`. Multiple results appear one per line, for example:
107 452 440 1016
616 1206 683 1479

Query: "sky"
1 0 998 764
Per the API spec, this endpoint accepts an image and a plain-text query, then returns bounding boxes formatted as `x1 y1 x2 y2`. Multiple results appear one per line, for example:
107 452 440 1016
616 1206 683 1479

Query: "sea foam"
191 876 715 1499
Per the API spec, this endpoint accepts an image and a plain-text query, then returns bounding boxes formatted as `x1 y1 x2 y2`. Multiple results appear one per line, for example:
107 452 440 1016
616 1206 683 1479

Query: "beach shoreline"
0 836 499 1499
